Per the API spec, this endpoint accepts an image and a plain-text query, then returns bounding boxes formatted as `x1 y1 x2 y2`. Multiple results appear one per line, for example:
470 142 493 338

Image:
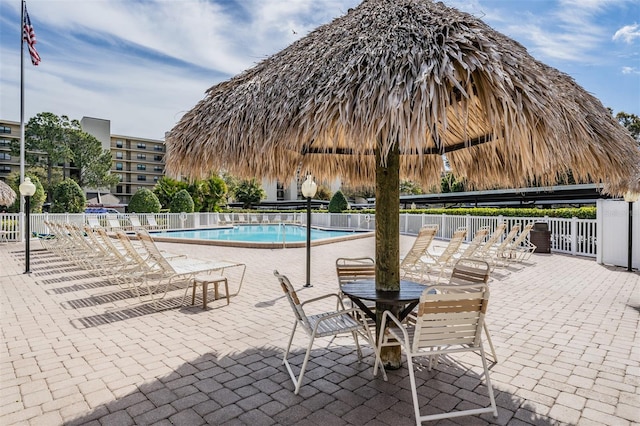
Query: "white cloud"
613 23 640 43
621 66 640 75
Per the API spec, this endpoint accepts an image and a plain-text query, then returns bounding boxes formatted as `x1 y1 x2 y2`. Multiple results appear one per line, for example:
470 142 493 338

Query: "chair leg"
483 322 498 363
480 344 499 417
406 353 422 425
283 322 298 362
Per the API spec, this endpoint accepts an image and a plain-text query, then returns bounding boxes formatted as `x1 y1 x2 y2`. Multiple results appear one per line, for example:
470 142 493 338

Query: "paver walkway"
1 235 639 425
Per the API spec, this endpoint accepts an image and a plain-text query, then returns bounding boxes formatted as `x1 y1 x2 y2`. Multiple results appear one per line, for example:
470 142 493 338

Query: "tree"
68 129 119 191
233 179 265 209
616 111 640 145
400 180 423 195
328 190 349 212
153 176 188 209
50 179 86 213
4 173 46 213
441 173 465 193
170 189 195 213
12 112 76 201
188 175 227 212
128 188 161 213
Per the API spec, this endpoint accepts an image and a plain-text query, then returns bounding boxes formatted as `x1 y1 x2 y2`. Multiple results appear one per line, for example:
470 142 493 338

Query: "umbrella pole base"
380 346 402 370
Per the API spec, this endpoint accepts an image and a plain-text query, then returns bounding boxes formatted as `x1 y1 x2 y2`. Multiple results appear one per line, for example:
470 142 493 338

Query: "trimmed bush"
51 179 86 213
128 188 161 213
170 189 195 213
328 190 349 213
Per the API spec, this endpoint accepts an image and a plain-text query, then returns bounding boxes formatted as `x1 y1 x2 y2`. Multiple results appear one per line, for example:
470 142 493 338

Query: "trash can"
529 222 551 253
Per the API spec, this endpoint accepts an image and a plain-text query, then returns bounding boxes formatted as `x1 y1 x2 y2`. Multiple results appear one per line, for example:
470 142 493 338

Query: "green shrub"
128 188 161 213
357 206 596 219
328 190 349 213
170 189 195 213
50 179 86 213
4 174 46 213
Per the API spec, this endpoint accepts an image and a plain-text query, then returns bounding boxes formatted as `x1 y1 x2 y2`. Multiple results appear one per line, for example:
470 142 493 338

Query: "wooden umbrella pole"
375 139 402 369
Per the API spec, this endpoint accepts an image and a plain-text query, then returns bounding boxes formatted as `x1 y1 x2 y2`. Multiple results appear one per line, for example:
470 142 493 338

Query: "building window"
137 164 146 170
154 145 163 152
115 140 123 148
0 126 11 134
153 176 159 182
115 162 123 171
154 166 163 172
0 139 11 147
115 152 123 159
137 143 146 149
0 153 11 160
116 185 123 193
137 153 146 160
154 155 163 161
137 175 146 181
0 166 11 173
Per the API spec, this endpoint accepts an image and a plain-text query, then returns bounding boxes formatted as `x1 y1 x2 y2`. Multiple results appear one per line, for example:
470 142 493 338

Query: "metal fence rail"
0 211 597 257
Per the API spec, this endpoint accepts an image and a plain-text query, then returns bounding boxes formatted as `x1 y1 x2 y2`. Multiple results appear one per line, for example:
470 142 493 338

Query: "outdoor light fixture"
623 191 639 272
19 177 36 274
301 175 317 287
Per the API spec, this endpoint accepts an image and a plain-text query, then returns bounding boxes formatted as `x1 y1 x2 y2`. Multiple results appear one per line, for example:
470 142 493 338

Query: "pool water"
155 224 364 244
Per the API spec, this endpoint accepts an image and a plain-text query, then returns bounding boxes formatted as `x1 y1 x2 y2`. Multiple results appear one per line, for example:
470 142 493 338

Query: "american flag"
23 4 41 66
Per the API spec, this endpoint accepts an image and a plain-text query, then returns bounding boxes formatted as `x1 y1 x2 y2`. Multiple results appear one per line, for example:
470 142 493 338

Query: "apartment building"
0 117 165 205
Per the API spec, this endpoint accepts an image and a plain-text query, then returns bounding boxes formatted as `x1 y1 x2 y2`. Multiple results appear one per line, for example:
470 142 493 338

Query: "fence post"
466 214 471 242
571 216 578 256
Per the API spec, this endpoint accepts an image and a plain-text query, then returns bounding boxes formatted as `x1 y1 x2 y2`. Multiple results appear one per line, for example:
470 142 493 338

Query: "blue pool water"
155 224 363 244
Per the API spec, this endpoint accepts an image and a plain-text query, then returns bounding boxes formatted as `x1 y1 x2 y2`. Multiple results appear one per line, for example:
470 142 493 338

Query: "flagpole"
20 0 26 214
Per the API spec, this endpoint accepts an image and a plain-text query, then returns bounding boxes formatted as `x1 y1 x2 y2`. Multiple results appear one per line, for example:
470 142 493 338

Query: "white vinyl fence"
0 211 597 257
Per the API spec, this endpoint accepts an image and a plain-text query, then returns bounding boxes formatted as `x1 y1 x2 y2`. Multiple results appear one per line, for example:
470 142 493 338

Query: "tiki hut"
167 0 640 290
0 180 17 207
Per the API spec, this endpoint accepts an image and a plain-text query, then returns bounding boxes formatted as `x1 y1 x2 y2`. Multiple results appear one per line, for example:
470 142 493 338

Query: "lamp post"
624 191 639 272
301 175 317 287
19 177 36 274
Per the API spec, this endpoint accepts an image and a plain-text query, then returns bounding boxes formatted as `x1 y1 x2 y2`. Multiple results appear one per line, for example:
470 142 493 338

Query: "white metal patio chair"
447 258 498 363
146 214 161 230
274 270 374 395
373 283 498 424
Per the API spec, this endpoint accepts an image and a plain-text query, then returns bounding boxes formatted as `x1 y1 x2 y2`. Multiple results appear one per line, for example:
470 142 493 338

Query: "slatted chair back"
493 224 521 255
146 215 160 229
459 227 490 259
400 225 438 268
433 227 467 263
86 216 101 228
135 229 176 274
413 283 489 352
336 257 375 287
129 216 143 229
115 230 150 270
106 215 122 230
274 270 310 330
509 223 534 249
449 258 490 286
478 223 507 256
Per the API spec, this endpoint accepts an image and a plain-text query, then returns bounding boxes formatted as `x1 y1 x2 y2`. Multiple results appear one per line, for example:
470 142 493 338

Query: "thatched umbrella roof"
167 0 640 194
0 180 17 207
168 0 640 305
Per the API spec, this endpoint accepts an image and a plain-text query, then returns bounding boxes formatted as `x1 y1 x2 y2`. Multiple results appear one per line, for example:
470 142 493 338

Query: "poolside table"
341 279 426 369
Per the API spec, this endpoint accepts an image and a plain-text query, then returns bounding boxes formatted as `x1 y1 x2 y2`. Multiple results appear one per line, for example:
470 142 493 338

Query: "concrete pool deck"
0 236 639 425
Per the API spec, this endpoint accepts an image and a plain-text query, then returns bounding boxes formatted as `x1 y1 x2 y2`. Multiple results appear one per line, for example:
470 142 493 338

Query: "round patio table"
341 279 428 369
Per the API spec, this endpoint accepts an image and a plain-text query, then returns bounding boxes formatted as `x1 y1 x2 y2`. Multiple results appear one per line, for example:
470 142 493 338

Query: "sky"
0 0 639 141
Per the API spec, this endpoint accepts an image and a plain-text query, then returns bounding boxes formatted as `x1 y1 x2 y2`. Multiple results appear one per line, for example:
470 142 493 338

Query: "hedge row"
220 206 596 219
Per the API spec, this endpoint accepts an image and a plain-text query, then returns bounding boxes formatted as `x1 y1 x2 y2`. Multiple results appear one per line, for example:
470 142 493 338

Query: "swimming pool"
151 224 373 248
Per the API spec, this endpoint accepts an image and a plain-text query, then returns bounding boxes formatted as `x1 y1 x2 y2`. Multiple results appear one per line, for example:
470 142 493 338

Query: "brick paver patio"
1 234 638 425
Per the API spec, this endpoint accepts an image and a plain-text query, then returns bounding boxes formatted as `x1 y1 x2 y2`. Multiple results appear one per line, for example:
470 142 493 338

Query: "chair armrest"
301 293 342 307
378 310 411 348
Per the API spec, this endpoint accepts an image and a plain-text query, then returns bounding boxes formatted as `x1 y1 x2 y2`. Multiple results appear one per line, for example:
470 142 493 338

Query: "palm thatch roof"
0 180 17 206
166 0 640 194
